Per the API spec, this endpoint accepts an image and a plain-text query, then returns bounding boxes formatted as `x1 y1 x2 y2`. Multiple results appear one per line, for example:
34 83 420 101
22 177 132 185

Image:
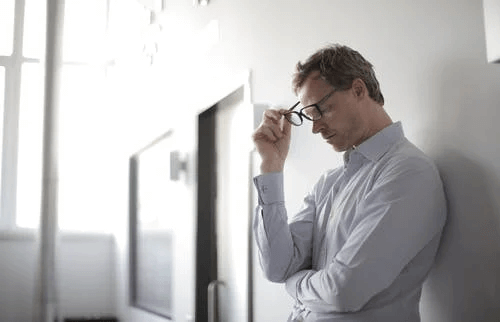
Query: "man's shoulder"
380 138 441 177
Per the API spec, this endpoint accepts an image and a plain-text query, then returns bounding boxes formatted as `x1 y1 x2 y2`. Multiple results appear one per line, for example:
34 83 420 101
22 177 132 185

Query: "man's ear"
351 78 366 99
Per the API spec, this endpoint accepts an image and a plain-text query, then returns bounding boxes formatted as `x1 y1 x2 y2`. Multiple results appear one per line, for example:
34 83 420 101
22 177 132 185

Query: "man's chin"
324 136 348 152
331 144 346 152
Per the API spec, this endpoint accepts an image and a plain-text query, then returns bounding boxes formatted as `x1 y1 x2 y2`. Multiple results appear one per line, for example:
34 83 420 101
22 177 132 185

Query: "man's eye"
304 107 315 117
304 107 320 119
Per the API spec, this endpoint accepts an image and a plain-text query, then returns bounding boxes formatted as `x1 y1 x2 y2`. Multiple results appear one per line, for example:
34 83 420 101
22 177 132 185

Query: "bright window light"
5 0 128 231
0 0 15 56
107 0 150 60
57 65 110 232
16 63 44 229
62 0 107 62
23 0 47 59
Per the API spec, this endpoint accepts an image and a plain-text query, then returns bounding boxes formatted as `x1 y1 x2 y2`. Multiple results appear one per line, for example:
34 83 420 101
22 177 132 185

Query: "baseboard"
59 317 119 322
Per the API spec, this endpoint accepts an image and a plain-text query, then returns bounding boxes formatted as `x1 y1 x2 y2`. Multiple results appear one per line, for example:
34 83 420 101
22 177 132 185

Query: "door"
195 105 218 322
195 85 253 322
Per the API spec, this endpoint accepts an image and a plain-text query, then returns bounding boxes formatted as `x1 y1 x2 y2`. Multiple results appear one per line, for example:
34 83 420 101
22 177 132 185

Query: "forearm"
253 172 314 282
285 259 381 313
284 262 359 313
254 203 296 282
285 203 446 313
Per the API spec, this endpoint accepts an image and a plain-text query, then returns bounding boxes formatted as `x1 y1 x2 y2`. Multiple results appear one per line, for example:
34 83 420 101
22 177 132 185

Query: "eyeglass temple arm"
286 101 301 112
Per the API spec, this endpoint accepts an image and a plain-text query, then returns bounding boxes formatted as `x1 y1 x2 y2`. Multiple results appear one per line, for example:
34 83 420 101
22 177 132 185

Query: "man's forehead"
298 74 332 104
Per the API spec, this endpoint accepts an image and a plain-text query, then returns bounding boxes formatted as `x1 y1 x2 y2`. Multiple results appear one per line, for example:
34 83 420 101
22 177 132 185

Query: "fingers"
253 125 280 142
264 109 282 123
253 109 285 142
263 109 284 134
278 108 292 136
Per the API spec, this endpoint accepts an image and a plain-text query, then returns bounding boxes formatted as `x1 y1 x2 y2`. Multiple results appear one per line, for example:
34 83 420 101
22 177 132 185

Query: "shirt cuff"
253 172 285 205
285 270 310 301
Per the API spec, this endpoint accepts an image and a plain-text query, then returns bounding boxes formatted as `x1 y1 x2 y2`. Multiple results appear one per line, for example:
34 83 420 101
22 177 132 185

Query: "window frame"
0 0 28 231
0 0 116 233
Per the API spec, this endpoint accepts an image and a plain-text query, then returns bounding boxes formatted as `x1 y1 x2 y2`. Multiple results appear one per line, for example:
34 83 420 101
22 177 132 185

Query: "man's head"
291 44 391 152
292 44 384 105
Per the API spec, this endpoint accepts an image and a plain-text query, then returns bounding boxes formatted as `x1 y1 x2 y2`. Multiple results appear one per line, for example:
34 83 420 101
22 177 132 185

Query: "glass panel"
58 65 109 232
16 63 44 228
62 0 108 62
0 0 16 55
23 0 47 59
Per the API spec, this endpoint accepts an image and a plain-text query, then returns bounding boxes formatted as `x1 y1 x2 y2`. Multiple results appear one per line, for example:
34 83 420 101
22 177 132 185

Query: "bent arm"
253 172 315 282
285 161 447 312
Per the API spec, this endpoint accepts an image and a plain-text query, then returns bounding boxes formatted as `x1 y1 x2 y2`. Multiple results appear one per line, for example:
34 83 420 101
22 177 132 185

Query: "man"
252 44 446 321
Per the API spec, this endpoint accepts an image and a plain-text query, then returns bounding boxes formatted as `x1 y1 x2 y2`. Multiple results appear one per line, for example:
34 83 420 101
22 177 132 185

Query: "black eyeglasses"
283 90 336 126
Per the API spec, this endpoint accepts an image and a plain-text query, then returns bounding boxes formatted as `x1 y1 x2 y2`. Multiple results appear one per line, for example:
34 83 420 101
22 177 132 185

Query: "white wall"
113 0 500 321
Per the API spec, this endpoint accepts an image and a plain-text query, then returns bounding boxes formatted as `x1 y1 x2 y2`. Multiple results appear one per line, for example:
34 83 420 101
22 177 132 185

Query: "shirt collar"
344 121 405 165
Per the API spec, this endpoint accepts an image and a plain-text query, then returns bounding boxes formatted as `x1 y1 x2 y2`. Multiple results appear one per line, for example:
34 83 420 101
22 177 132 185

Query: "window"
57 65 109 231
7 0 47 230
0 0 15 56
1 0 147 232
23 0 47 59
62 0 108 62
16 63 44 228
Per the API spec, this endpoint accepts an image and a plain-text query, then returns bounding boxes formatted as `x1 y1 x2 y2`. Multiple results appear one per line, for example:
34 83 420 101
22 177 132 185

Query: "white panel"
58 237 116 317
216 86 252 322
0 236 116 321
0 240 38 322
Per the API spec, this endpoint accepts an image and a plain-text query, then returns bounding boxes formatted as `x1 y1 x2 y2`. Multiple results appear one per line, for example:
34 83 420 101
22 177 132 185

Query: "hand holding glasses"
283 90 336 126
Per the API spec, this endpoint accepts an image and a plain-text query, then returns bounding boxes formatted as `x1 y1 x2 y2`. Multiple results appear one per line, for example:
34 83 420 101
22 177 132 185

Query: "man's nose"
312 119 323 134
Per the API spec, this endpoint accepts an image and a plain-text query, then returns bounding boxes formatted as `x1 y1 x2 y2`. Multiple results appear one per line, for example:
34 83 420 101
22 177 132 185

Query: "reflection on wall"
136 231 172 316
130 131 177 318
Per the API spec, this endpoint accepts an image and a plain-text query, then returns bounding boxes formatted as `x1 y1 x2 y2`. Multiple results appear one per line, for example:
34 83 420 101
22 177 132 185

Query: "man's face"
297 72 369 152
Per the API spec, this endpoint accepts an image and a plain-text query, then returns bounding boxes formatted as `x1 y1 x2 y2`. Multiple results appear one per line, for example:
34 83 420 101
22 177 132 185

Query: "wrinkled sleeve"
253 172 316 283
285 159 447 312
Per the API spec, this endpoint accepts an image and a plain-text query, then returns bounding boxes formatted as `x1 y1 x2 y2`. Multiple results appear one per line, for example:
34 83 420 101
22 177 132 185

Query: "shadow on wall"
422 149 500 322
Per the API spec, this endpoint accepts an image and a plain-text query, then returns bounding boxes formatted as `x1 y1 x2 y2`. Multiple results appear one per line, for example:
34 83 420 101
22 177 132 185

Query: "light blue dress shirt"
253 122 447 321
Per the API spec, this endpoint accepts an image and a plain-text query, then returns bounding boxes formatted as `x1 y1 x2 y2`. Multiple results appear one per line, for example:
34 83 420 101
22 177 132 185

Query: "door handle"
208 280 225 322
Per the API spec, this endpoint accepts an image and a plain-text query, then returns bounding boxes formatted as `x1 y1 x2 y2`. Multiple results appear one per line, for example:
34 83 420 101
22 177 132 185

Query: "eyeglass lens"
285 112 302 125
302 105 321 120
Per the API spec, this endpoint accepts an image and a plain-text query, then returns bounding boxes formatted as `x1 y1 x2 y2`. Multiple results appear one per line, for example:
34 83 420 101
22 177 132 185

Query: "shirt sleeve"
285 158 447 312
253 172 316 283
